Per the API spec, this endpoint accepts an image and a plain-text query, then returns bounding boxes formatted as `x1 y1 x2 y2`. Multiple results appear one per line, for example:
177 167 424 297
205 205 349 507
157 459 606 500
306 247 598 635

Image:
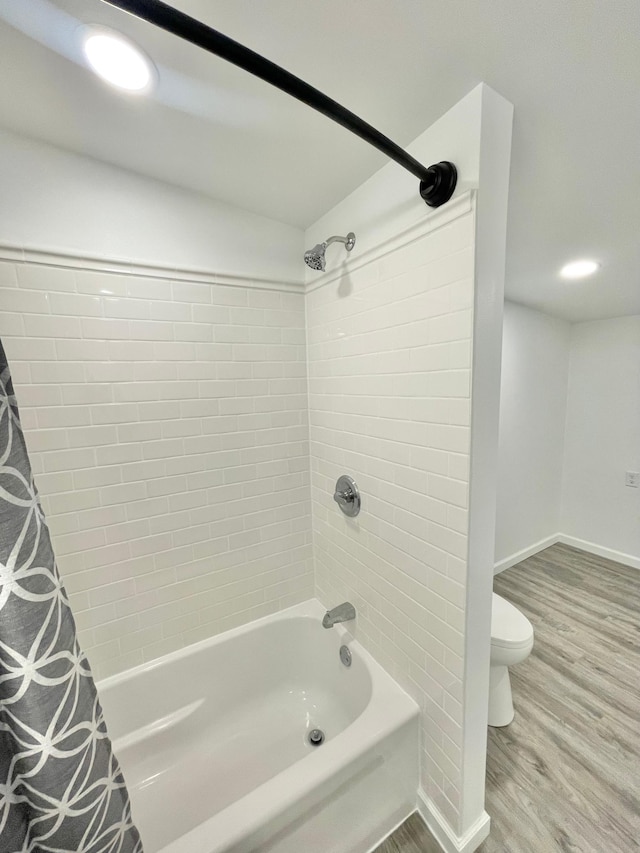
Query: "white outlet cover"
624 471 640 488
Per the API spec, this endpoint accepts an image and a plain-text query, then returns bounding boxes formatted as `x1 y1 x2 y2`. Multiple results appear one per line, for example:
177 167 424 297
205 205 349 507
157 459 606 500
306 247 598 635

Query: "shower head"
304 244 327 271
304 232 355 271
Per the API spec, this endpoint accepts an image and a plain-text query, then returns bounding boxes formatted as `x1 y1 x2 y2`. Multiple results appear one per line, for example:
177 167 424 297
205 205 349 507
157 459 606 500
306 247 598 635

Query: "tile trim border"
0 244 304 293
304 191 474 294
0 191 472 297
417 789 490 853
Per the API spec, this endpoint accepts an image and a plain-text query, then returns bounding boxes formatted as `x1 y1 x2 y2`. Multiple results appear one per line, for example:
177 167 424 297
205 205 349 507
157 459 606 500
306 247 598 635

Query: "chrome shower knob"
333 475 361 517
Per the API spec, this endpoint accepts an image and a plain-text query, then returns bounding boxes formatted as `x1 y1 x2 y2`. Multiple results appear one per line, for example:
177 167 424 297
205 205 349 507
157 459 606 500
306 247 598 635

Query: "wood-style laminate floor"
481 543 639 852
375 544 640 853
373 813 442 853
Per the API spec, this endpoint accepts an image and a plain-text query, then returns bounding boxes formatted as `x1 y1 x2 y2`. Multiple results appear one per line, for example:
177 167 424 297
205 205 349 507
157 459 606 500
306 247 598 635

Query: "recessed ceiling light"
559 259 600 280
82 27 155 93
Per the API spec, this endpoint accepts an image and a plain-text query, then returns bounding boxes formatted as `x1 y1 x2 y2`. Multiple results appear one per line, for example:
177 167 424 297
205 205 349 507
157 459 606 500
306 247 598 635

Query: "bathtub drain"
308 728 325 746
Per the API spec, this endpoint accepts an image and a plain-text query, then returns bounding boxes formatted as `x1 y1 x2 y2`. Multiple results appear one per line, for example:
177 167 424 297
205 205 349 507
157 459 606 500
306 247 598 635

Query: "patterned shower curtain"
0 340 143 852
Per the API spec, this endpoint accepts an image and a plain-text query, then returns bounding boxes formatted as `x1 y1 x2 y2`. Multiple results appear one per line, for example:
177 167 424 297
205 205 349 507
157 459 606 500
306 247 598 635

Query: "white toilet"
489 593 534 726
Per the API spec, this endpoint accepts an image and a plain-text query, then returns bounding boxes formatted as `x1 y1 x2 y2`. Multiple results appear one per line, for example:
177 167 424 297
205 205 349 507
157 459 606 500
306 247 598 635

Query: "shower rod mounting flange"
419 162 458 208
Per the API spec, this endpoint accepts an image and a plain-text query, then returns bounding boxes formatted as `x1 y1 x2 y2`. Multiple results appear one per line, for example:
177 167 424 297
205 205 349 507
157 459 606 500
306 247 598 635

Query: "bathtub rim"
97 597 365 692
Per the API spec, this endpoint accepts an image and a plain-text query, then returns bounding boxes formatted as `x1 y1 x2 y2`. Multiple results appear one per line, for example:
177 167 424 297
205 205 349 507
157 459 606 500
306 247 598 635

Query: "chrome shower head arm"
325 233 356 252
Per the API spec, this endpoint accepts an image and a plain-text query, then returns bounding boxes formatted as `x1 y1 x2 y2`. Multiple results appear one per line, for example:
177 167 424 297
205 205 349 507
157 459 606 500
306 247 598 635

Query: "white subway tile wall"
2 205 476 830
306 210 474 827
1 260 313 679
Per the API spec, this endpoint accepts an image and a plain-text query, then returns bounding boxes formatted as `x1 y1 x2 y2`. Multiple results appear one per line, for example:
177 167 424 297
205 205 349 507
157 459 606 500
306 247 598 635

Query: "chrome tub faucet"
322 602 356 628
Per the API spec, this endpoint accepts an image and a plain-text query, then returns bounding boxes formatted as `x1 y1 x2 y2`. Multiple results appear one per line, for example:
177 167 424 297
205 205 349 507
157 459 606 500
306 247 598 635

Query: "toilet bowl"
489 593 534 726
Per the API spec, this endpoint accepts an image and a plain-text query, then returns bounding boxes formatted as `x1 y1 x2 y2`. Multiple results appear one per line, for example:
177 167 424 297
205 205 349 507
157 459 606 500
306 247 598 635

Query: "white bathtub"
98 599 419 853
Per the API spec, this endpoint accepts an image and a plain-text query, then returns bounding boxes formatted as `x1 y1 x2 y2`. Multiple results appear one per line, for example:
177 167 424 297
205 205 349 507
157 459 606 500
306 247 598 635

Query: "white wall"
305 84 513 848
495 309 639 570
494 302 570 568
0 127 303 284
561 316 640 565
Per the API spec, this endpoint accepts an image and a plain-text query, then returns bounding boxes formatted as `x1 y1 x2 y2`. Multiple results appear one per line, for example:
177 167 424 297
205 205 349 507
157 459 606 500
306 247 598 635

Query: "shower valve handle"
332 475 361 517
333 488 353 506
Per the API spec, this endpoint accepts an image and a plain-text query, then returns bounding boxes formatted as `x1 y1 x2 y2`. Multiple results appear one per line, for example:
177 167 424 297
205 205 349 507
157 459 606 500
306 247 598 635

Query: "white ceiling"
1 0 639 322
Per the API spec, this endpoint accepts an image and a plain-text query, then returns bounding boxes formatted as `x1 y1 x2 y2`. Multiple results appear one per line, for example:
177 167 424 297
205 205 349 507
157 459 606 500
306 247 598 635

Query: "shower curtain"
0 340 142 852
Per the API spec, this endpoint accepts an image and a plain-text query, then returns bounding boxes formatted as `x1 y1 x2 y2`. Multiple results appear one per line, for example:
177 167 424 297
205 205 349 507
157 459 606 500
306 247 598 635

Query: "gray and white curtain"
0 340 142 852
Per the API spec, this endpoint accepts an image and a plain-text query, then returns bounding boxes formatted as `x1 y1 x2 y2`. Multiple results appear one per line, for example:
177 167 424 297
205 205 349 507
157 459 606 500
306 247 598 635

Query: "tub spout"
322 602 356 628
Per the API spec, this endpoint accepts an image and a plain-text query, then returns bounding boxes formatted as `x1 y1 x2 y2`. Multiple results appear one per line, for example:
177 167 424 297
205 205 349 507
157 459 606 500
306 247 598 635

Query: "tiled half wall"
307 198 475 827
0 258 313 679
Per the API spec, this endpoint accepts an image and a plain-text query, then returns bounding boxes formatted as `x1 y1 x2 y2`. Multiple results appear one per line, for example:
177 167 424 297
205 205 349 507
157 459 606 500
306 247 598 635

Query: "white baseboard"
494 532 639 574
557 534 640 571
493 534 560 574
416 790 490 853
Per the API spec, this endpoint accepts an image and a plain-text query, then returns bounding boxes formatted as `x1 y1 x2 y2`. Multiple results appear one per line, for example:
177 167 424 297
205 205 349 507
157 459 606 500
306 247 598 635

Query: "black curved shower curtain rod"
102 0 457 208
